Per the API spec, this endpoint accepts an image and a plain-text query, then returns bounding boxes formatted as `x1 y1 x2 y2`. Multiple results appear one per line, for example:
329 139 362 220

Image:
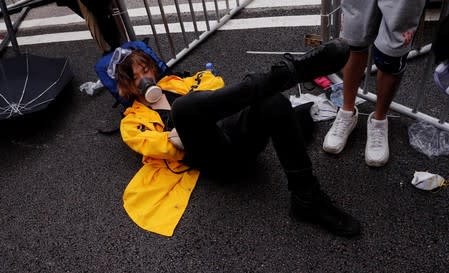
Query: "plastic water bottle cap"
205 63 214 70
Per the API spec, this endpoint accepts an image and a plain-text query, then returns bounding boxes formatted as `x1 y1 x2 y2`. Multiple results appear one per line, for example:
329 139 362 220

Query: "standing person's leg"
373 67 402 121
364 0 426 167
323 0 380 154
341 50 369 112
373 71 402 120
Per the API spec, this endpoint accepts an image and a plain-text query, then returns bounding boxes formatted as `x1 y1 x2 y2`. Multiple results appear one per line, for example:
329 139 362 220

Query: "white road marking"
0 0 439 46
0 0 320 31
12 15 320 46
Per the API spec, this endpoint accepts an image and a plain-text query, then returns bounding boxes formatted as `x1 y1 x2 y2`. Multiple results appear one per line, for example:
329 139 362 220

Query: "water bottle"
330 82 344 108
205 62 217 75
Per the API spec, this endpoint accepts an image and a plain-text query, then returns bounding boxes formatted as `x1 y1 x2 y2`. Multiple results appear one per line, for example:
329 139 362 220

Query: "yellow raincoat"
120 71 224 236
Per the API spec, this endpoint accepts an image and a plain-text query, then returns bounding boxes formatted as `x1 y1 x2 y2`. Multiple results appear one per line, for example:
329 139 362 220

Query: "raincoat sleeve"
120 103 185 162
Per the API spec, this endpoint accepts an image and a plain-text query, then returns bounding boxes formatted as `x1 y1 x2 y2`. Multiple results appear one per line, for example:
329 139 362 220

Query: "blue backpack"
95 40 170 107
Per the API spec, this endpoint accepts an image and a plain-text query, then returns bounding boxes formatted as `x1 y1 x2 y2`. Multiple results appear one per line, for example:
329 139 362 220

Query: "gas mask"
138 77 163 104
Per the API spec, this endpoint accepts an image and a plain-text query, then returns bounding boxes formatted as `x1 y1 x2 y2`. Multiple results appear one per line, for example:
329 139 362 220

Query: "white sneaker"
323 107 358 154
365 112 389 167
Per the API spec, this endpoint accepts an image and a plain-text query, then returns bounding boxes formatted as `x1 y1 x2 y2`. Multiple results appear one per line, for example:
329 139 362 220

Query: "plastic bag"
328 82 366 108
290 94 337 121
408 120 449 158
329 83 344 107
79 80 104 95
434 62 449 95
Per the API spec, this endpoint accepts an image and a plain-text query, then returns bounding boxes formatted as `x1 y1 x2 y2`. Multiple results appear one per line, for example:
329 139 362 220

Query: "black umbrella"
0 54 73 119
0 0 73 119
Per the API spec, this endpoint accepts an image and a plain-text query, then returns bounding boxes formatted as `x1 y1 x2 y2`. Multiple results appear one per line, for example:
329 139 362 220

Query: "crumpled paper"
79 80 104 95
411 171 447 191
290 93 337 122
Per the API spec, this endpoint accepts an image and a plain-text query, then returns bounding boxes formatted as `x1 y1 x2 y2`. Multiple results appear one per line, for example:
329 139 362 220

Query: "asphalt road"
1 1 449 272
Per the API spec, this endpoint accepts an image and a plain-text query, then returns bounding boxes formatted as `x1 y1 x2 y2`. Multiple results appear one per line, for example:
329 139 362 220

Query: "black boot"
270 38 350 89
291 183 361 237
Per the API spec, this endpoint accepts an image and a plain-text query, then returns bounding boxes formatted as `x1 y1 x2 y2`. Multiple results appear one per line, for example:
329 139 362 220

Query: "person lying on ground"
114 39 362 237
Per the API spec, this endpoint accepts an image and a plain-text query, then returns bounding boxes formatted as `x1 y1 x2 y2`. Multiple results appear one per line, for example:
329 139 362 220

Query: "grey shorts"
340 0 426 57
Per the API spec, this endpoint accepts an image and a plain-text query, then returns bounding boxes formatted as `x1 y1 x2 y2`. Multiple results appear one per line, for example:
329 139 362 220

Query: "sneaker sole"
365 145 389 167
365 156 389 167
323 141 345 154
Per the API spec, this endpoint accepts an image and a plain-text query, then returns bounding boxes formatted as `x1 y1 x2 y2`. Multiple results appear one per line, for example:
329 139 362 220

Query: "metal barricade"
320 0 449 131
111 0 136 45
320 0 340 43
0 0 73 54
116 0 253 67
0 0 21 55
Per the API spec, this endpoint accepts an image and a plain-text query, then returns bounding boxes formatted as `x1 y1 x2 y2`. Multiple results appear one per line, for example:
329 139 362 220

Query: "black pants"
171 72 314 191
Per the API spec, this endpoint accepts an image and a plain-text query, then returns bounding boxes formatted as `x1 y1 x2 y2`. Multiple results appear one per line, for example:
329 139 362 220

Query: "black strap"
97 101 124 136
98 127 120 135
164 159 192 174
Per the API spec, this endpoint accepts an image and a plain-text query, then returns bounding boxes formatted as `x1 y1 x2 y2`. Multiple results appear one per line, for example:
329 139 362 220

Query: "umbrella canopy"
0 54 73 119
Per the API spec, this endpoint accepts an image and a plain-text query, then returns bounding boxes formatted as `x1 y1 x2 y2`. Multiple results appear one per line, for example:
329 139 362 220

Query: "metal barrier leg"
187 0 200 39
134 0 253 67
166 0 254 67
320 0 330 43
331 0 341 39
138 0 254 62
156 0 177 59
201 0 211 31
440 98 449 124
142 0 164 59
111 0 136 44
319 0 341 43
0 0 21 55
173 0 189 47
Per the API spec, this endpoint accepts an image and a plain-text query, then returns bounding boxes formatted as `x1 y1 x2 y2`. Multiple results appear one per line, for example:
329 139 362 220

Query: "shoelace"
368 127 386 149
331 117 353 137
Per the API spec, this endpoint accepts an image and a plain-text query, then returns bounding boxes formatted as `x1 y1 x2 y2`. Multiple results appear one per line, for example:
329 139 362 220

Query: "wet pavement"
1 2 449 272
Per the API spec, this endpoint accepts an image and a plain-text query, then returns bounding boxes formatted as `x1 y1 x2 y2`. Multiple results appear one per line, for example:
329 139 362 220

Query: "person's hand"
168 128 184 150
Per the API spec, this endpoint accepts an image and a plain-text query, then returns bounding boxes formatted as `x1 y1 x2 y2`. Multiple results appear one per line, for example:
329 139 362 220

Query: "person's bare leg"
373 70 402 119
365 70 401 167
342 50 369 112
323 50 368 154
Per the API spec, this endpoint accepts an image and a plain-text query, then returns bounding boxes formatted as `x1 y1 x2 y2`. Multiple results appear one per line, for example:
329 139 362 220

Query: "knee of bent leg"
259 93 292 120
373 45 408 75
171 94 199 122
